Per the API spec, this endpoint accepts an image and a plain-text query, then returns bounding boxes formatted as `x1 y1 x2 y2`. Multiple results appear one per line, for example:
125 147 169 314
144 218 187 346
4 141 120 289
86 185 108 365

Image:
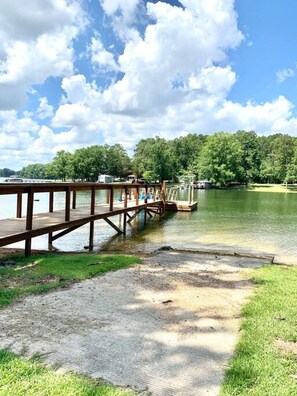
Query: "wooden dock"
0 181 197 256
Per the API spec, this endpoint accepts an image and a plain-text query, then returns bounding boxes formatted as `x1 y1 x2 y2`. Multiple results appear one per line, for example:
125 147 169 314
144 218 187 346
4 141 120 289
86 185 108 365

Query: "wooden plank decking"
0 182 165 255
0 198 162 247
0 181 197 255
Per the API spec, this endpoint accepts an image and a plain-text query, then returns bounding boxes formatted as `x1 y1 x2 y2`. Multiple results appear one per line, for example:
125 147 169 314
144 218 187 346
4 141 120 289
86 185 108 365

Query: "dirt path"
0 251 265 395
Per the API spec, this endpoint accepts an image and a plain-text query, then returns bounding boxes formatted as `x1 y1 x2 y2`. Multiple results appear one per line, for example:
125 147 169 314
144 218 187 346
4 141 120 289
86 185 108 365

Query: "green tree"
169 134 207 177
19 163 47 179
105 144 131 177
286 142 297 184
196 132 244 187
235 130 260 183
50 150 73 181
133 137 174 181
0 168 15 177
260 134 295 183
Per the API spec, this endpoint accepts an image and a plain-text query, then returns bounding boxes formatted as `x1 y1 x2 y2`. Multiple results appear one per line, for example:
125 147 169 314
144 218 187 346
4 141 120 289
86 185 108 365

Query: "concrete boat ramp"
0 251 266 395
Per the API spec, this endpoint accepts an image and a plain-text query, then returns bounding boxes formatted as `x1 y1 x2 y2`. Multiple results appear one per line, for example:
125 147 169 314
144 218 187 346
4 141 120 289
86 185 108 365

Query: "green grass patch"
0 349 133 395
0 253 141 308
0 252 141 395
221 265 297 396
241 183 297 193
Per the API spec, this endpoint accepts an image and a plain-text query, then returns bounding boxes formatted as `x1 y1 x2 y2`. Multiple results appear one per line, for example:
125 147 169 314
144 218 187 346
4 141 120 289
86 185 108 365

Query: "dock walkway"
0 182 197 256
0 182 164 256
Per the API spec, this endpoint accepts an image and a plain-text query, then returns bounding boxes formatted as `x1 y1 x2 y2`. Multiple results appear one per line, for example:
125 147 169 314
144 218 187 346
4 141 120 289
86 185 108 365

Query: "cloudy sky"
1 0 297 169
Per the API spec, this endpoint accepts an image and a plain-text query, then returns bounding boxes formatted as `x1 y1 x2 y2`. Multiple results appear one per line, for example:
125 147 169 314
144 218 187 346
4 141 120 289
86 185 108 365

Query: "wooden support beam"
51 223 86 241
144 208 147 225
104 217 123 234
109 187 114 211
48 232 53 250
26 188 34 231
162 180 166 214
147 210 153 218
127 209 141 223
25 239 31 257
124 187 128 208
91 186 96 215
17 193 22 218
123 212 127 235
89 221 94 251
135 187 139 205
72 190 77 209
65 187 71 221
49 191 54 212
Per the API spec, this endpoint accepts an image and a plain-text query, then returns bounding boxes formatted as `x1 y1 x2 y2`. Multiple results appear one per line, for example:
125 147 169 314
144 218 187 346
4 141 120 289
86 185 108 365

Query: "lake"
0 185 296 263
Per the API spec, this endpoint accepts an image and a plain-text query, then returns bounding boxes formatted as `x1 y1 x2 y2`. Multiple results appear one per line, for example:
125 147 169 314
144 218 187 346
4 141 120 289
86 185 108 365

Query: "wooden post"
188 185 191 204
72 190 77 209
49 191 54 212
91 186 96 215
123 212 127 235
145 186 148 203
106 189 110 204
25 188 34 257
89 221 94 251
162 181 166 213
144 208 147 225
17 193 22 218
48 232 53 250
153 186 156 202
109 187 114 211
124 187 128 208
135 187 139 205
26 188 34 231
65 187 71 221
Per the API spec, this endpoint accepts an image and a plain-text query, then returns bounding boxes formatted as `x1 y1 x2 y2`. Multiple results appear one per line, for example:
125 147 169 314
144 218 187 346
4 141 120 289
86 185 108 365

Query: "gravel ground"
0 251 265 396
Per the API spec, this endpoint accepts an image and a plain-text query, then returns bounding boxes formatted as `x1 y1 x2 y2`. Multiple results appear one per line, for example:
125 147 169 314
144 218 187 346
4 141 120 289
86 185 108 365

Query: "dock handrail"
0 181 164 256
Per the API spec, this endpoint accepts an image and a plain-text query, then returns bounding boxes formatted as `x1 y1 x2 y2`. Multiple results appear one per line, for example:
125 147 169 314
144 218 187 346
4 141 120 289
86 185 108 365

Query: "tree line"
2 131 297 187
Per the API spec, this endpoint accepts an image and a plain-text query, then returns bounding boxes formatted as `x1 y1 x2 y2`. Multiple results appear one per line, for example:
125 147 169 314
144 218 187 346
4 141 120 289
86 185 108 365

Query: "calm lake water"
0 183 296 263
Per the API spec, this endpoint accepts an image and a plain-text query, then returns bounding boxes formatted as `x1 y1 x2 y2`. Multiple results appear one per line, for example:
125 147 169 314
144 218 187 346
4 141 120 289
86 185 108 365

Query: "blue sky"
1 0 297 169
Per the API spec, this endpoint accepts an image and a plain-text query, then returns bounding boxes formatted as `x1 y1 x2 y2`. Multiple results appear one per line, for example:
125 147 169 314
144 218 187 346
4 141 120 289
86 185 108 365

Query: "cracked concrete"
0 251 265 395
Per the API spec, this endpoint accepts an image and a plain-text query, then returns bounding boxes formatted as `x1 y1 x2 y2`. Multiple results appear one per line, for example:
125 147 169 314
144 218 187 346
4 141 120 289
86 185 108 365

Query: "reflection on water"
0 188 296 262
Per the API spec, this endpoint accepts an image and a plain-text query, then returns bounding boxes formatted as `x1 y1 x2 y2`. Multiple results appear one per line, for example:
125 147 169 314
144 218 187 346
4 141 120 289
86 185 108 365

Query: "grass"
239 183 297 193
0 252 141 308
221 265 297 396
0 252 141 395
0 349 134 395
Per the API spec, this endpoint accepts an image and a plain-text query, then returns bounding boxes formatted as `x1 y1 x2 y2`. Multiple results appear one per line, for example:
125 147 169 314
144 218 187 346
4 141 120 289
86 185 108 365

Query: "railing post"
145 185 148 203
49 191 54 212
72 190 77 209
109 187 114 211
65 187 71 221
25 187 34 257
162 181 166 212
135 187 139 205
17 193 22 218
90 186 96 215
124 187 128 208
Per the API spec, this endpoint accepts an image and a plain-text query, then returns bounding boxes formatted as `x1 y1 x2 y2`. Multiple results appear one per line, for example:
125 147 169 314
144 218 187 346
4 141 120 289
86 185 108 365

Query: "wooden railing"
0 182 164 256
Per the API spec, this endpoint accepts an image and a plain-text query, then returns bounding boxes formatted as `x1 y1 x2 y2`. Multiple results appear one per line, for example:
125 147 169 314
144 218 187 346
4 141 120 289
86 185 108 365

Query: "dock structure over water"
0 182 197 256
0 182 165 256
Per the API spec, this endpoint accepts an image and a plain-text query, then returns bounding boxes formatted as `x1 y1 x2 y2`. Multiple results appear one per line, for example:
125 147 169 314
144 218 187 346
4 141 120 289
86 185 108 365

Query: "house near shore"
195 180 212 189
98 174 114 183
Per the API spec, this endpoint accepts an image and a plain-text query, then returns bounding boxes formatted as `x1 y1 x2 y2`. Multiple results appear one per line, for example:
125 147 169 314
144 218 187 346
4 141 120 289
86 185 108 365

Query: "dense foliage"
4 131 297 187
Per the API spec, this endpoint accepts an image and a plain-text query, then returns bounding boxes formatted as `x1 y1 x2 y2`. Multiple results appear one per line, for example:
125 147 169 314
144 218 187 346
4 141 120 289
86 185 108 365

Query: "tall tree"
169 134 207 176
133 137 174 181
51 150 73 181
19 163 47 179
235 130 260 183
260 134 295 182
196 132 244 187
